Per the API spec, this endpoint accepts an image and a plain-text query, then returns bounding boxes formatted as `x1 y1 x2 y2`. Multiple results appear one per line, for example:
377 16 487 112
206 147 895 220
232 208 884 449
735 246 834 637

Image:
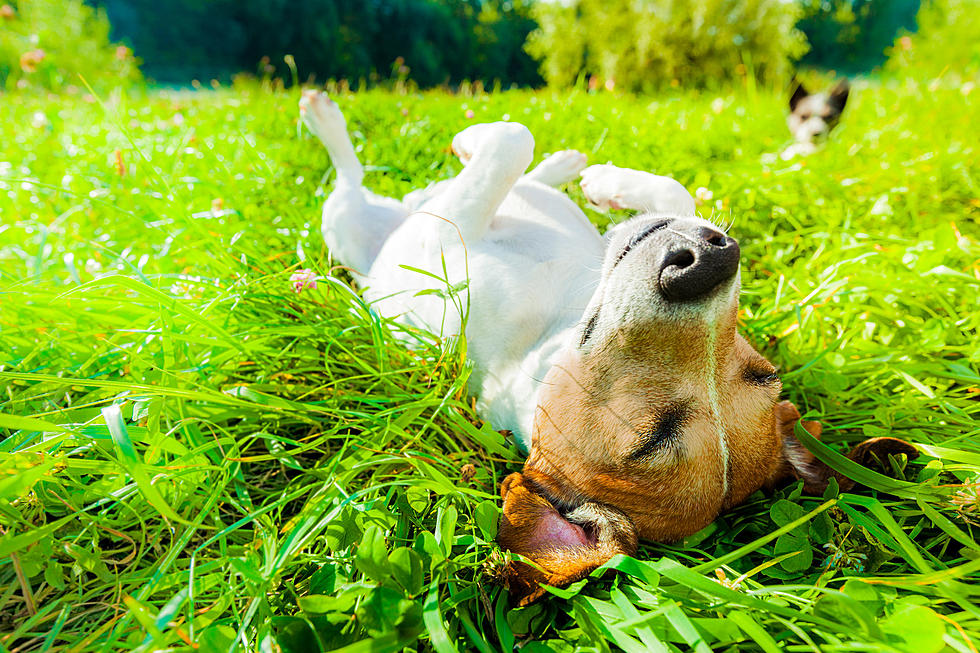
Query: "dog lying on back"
781 79 850 160
299 90 913 604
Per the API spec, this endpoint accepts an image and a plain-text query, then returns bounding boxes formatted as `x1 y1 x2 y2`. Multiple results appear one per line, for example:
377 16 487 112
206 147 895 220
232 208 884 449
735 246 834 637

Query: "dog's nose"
658 227 740 301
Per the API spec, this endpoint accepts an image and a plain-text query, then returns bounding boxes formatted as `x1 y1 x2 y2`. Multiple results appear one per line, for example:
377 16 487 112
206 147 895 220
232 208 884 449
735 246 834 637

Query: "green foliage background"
0 0 931 92
796 0 920 73
527 0 808 90
884 0 980 79
89 0 542 88
0 0 140 92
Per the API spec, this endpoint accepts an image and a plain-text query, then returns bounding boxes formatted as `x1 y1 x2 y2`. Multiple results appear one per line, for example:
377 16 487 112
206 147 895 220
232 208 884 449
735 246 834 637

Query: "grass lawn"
2 77 979 651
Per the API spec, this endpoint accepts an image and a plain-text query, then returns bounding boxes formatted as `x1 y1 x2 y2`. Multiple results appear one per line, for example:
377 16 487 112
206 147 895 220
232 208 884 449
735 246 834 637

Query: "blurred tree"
235 0 375 83
89 0 541 87
797 0 921 73
370 0 467 86
0 0 141 91
92 0 246 83
526 0 808 91
884 0 980 78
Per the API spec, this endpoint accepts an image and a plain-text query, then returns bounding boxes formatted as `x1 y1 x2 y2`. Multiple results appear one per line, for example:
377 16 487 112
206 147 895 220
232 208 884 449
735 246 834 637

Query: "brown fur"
496 472 637 605
773 400 919 494
522 303 784 542
497 309 916 604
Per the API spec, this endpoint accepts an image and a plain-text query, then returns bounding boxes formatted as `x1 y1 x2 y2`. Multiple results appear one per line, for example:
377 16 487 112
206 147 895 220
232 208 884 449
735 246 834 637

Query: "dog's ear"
829 79 850 113
496 471 637 605
790 80 809 111
771 400 917 494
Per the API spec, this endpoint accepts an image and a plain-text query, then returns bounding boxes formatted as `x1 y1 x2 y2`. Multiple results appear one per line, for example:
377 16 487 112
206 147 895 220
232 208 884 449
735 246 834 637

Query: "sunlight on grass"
1 78 979 650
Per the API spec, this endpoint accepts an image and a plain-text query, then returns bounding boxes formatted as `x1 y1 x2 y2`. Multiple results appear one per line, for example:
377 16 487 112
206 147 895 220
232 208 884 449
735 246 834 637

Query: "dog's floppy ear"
790 80 809 111
496 471 637 605
771 400 917 494
829 79 850 113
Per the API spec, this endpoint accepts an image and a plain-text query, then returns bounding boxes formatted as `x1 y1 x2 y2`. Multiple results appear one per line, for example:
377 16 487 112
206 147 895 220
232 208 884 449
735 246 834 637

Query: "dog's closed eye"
628 403 690 461
744 367 780 385
612 219 671 269
580 310 600 346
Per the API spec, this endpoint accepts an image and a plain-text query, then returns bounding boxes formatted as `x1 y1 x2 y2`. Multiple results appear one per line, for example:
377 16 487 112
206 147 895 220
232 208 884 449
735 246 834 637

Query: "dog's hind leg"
300 90 407 275
406 136 565 213
418 122 534 243
579 164 696 216
524 150 588 187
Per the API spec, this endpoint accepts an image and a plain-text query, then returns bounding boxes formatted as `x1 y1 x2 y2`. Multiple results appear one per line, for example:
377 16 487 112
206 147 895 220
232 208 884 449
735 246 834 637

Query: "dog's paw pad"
451 139 474 164
451 124 492 164
579 164 628 211
299 90 345 135
532 150 588 184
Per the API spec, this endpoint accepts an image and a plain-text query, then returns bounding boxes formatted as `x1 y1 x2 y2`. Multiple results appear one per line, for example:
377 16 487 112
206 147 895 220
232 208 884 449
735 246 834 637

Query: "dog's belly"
363 184 604 443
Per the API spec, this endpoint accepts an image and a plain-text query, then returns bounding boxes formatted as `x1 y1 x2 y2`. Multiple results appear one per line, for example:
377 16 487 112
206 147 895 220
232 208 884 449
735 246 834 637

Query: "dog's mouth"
528 479 601 547
801 130 831 145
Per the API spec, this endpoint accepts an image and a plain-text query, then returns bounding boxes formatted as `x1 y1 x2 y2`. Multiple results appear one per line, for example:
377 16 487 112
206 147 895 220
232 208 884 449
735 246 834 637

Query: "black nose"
658 227 740 301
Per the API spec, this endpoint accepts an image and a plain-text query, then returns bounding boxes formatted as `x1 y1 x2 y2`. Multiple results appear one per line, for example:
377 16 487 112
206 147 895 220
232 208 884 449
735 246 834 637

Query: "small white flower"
170 281 196 299
169 275 213 299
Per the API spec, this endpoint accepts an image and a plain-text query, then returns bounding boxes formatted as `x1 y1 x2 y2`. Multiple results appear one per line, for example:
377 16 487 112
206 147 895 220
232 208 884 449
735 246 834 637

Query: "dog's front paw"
530 150 588 185
579 164 631 211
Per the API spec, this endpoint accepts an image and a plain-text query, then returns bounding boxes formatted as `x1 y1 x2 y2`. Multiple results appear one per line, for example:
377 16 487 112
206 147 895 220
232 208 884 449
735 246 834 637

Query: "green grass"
1 75 979 652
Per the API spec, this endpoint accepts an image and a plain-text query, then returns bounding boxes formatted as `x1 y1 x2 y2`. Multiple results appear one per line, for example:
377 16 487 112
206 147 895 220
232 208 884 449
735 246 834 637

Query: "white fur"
299 91 707 447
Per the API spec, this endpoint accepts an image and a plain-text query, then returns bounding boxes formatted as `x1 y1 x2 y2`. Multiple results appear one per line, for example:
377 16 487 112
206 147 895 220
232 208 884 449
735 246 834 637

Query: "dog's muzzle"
657 226 740 301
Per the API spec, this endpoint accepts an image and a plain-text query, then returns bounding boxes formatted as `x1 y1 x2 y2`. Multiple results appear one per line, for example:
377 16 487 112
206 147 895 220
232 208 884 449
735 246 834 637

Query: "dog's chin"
788 119 834 147
794 133 826 146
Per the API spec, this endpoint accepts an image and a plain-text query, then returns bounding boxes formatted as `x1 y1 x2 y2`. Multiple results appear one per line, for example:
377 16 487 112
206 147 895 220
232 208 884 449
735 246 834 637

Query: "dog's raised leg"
420 122 534 243
524 150 588 187
300 90 408 275
579 164 696 216
401 133 570 214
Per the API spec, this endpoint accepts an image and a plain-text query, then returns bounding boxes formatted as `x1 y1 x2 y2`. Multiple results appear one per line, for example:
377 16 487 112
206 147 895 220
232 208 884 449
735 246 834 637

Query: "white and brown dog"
299 90 912 604
781 79 850 159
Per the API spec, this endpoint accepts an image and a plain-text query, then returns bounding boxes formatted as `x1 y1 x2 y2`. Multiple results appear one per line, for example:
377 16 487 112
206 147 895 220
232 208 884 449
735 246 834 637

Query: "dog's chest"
364 185 604 438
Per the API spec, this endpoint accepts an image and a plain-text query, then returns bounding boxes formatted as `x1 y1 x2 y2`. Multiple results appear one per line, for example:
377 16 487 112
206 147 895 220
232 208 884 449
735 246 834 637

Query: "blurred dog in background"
781 78 850 159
